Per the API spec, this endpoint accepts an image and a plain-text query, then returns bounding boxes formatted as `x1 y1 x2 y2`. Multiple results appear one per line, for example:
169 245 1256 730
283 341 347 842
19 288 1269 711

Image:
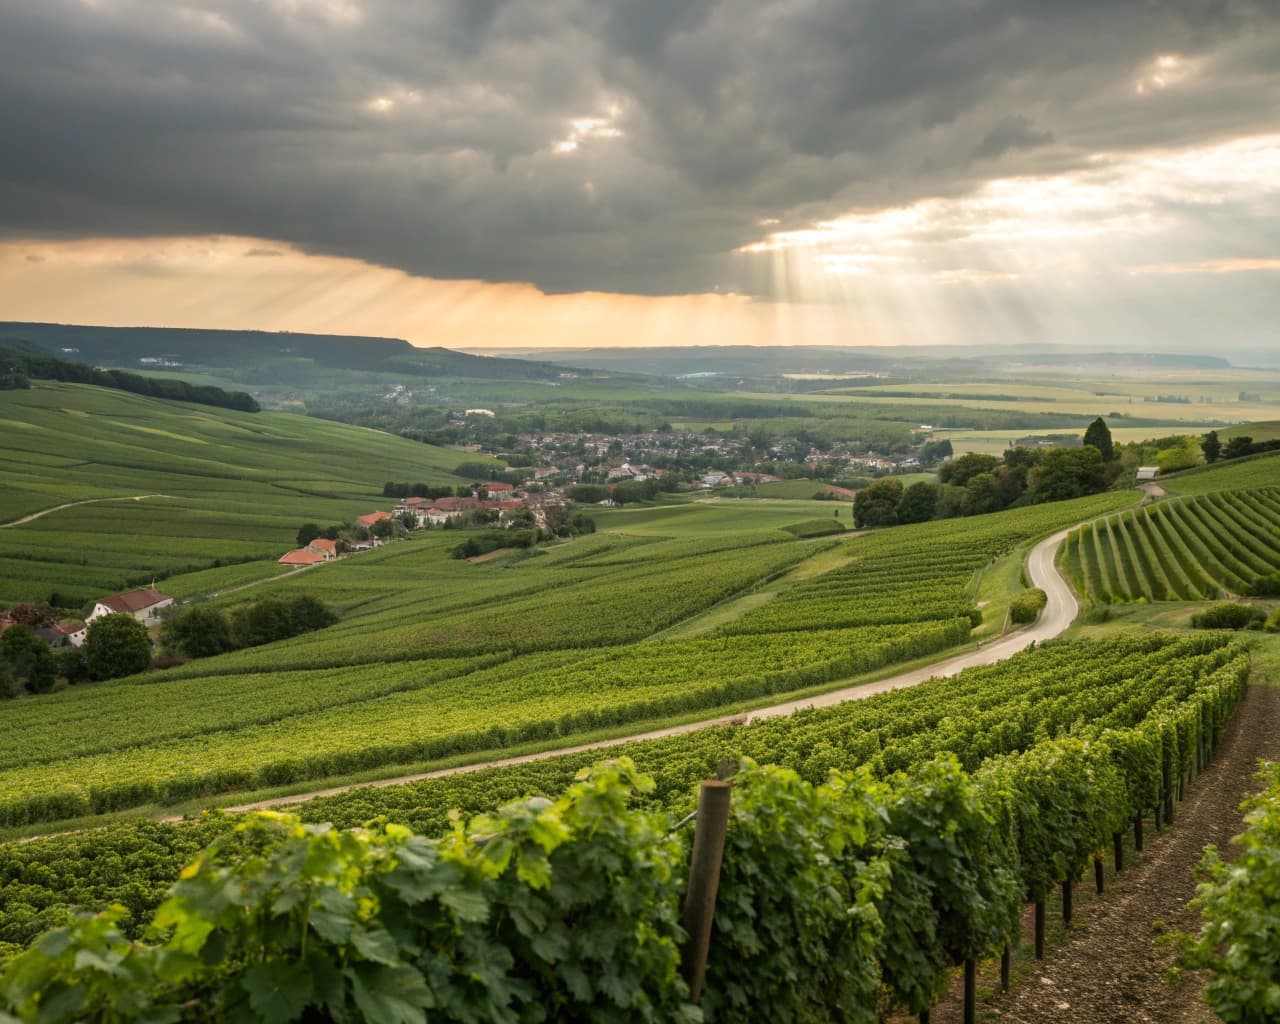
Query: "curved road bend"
215 526 1078 816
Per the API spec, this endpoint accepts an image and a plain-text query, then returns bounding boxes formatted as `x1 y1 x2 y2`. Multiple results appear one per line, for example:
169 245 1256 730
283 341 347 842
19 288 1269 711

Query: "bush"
1264 609 1280 634
1009 588 1048 625
1190 603 1267 631
0 625 57 694
84 614 152 681
1247 572 1280 597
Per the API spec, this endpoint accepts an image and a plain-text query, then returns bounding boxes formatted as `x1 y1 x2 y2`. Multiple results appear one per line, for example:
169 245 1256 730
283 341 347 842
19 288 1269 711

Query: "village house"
356 511 393 529
278 549 326 566
305 537 339 559
87 588 175 627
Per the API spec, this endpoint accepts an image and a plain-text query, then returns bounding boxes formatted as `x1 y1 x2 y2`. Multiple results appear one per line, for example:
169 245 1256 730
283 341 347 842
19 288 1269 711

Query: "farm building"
279 549 326 566
87 588 174 627
356 511 393 528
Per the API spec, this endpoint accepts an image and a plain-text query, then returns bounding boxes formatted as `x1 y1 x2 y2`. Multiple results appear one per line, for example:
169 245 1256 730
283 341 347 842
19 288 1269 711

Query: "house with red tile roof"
87 588 175 627
356 511 393 528
480 481 515 493
279 548 326 566
306 537 339 559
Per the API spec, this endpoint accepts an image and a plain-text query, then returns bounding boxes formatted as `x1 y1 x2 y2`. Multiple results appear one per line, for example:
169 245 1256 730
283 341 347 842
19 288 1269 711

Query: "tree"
917 439 954 466
963 473 1005 516
938 453 1000 487
896 482 938 524
371 517 397 539
296 523 321 548
0 624 57 693
84 613 152 680
1157 436 1203 472
1223 435 1254 461
0 663 14 700
56 646 90 684
1027 447 1108 503
853 478 903 528
1202 430 1221 463
1082 417 1115 461
286 595 338 634
161 605 235 658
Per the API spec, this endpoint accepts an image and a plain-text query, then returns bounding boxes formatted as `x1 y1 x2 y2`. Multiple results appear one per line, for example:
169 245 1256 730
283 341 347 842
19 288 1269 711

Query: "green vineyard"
0 632 1249 1021
1062 488 1280 603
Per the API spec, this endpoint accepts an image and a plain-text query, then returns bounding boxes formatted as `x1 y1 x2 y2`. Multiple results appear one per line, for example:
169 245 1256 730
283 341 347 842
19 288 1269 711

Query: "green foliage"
0 344 259 412
896 481 938 524
0 626 56 695
1083 417 1115 461
938 453 1001 487
1203 430 1221 464
1190 603 1268 631
1009 588 1048 625
1067 488 1280 604
853 478 902 528
0 762 700 1024
1157 436 1204 473
780 518 846 538
160 605 235 658
1185 762 1280 1023
83 614 151 681
703 763 888 1023
0 635 1250 1020
1027 446 1108 502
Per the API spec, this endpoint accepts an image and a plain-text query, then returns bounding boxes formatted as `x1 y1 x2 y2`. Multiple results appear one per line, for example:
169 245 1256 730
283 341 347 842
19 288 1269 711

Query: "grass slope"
0 382 492 604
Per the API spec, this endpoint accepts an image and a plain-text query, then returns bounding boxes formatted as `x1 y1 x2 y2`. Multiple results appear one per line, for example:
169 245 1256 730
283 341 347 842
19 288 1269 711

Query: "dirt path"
206 563 314 598
208 528 1078 816
0 493 169 528
975 684 1280 1024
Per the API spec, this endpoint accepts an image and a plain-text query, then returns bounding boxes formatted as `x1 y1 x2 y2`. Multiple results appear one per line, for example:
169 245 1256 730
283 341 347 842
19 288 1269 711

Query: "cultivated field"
0 382 488 604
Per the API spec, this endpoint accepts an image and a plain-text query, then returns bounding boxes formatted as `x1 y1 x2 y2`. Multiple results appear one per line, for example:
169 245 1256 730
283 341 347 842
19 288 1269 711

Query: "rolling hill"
0 381 495 605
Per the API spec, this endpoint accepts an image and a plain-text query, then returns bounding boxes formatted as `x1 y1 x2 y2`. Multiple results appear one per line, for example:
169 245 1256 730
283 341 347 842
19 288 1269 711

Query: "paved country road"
213 525 1079 816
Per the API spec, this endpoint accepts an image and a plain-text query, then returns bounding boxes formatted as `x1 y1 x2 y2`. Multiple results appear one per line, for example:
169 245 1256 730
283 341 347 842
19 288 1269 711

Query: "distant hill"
0 322 570 381
461 344 1232 378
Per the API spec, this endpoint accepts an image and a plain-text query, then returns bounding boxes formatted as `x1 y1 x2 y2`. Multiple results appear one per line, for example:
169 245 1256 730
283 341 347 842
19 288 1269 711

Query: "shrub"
1009 588 1048 625
1190 603 1267 631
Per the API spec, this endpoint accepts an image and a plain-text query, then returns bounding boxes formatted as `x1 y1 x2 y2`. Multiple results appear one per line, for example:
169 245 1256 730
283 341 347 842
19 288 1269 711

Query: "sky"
0 0 1278 352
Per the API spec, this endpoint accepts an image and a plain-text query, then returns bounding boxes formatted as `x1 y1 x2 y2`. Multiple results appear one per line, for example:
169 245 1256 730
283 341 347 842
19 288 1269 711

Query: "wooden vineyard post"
681 780 732 1002
1094 854 1104 895
1034 900 1046 959
1113 832 1124 873
1062 879 1073 925
1134 813 1144 851
1001 944 1011 993
963 959 976 1024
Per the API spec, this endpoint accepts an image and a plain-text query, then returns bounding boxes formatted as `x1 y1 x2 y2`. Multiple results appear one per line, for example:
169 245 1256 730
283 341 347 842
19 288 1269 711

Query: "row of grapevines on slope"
0 633 1241 965
1068 488 1280 603
0 619 970 827
0 632 1247 1021
719 490 1138 635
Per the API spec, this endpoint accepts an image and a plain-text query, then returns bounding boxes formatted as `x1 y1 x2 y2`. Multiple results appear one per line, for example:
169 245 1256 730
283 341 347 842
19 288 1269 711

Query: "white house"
87 588 174 627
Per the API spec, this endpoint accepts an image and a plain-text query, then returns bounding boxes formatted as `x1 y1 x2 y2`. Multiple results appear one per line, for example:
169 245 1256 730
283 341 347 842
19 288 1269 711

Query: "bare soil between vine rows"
933 682 1280 1024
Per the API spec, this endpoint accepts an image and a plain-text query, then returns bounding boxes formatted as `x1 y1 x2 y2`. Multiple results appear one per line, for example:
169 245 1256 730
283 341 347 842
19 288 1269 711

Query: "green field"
1062 487 1280 603
0 464 1135 829
0 382 493 604
1160 449 1280 496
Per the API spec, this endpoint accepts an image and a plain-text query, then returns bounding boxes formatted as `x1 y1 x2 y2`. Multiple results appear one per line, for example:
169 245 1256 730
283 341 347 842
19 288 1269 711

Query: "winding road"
214 525 1079 816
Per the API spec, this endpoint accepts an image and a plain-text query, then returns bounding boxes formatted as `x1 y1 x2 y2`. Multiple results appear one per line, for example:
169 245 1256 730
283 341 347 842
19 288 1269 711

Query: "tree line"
0 345 259 412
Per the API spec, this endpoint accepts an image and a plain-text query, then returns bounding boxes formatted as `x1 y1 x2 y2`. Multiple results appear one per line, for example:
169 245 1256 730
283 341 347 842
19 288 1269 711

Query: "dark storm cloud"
0 0 1277 295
